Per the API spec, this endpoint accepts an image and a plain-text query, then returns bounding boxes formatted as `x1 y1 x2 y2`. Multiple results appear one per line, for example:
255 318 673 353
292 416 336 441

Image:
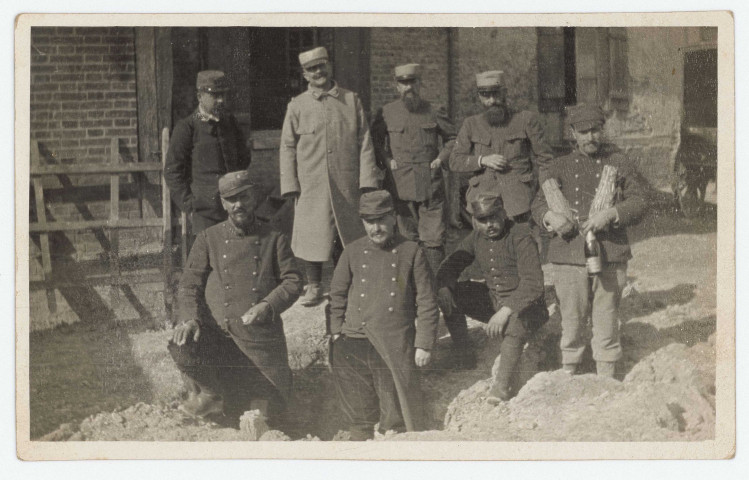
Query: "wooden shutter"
608 27 629 111
536 27 566 113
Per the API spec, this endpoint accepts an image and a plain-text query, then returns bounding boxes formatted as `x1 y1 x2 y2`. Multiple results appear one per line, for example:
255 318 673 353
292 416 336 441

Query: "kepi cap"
359 190 395 219
299 46 329 68
394 63 422 80
196 70 230 93
470 195 505 219
476 70 505 90
219 171 257 199
566 103 605 131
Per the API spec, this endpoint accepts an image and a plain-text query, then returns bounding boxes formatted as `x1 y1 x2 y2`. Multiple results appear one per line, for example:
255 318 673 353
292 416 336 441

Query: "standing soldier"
436 195 547 399
531 104 646 378
280 46 380 307
165 70 251 235
168 171 302 421
328 190 440 440
450 70 553 223
371 63 456 273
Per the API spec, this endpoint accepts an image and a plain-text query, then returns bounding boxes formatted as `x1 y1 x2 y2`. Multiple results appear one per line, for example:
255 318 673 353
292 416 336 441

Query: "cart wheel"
673 160 702 218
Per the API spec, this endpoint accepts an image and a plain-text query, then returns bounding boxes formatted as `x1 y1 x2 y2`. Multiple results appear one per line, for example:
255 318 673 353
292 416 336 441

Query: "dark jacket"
372 99 456 202
329 234 440 431
449 109 553 217
436 221 545 315
164 110 251 227
178 219 302 401
531 144 647 265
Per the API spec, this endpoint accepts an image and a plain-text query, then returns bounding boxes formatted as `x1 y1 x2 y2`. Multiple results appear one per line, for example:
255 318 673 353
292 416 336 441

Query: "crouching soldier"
328 190 440 440
436 195 548 400
168 171 302 421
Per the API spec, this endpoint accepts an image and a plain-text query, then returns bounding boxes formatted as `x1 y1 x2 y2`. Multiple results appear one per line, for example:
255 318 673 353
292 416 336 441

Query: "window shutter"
536 27 566 113
608 27 629 111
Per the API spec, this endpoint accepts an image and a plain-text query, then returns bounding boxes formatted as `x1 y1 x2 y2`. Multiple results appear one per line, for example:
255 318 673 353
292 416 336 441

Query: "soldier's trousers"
394 168 446 249
551 263 626 364
330 336 405 440
167 325 284 417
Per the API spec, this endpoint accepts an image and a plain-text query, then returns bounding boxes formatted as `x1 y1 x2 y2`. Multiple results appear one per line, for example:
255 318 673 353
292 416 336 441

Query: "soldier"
280 46 380 307
371 63 456 273
531 104 647 378
436 195 548 399
328 190 440 440
168 171 302 421
449 70 553 224
165 70 251 235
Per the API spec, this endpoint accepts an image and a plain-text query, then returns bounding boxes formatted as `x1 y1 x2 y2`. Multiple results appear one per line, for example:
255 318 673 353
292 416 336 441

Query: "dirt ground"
31 200 717 442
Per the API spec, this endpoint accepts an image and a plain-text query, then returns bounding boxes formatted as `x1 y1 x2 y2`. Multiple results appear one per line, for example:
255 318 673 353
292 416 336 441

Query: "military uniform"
164 71 251 234
450 109 553 219
168 218 302 415
328 191 440 439
436 196 547 395
371 65 456 266
531 104 647 372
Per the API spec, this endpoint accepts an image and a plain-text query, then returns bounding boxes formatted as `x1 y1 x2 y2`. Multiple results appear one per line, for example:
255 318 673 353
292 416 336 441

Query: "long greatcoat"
178 220 303 403
279 83 380 262
328 235 440 431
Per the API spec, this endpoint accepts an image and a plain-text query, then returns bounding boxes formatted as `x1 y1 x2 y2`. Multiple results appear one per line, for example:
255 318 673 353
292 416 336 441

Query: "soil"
32 202 718 442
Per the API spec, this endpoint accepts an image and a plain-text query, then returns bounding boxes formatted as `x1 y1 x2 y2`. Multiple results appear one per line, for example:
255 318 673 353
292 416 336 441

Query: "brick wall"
369 28 450 114
30 27 165 330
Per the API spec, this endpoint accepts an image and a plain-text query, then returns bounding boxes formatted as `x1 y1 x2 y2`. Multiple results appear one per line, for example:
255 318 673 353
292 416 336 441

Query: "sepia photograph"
14 10 735 461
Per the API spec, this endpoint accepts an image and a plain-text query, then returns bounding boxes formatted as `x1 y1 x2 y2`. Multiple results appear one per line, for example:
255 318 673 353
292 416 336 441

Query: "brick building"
28 26 718 330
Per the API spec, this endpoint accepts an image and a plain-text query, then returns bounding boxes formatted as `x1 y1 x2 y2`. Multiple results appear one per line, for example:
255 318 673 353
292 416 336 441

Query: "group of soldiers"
163 45 646 440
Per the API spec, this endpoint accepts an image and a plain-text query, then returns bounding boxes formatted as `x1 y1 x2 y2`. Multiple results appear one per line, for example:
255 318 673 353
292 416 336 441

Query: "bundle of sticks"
541 165 618 224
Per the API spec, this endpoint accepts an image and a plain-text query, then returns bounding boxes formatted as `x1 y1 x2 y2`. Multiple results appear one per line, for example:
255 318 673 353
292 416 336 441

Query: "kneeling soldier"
168 171 302 421
436 195 548 400
328 190 440 440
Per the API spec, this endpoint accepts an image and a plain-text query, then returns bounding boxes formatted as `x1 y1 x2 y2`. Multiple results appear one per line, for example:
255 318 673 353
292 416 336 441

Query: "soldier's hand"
389 158 399 170
415 348 432 367
437 287 456 317
241 302 272 325
430 157 442 170
486 307 513 339
480 154 508 172
172 320 201 346
582 207 618 234
544 211 576 237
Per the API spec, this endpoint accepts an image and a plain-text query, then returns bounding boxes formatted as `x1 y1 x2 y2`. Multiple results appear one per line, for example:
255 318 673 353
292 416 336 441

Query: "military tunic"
371 100 456 248
178 219 302 402
328 235 440 431
279 83 380 262
449 110 553 218
164 110 251 233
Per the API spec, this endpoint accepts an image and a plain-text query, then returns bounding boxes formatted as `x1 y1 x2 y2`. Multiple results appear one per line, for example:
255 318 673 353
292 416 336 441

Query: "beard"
483 104 508 127
402 93 425 113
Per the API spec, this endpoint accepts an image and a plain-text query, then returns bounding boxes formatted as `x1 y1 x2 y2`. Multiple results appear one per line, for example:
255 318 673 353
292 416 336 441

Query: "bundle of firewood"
541 164 619 221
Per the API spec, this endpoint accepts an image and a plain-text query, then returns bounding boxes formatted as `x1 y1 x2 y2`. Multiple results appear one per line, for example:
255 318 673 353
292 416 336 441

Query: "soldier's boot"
422 246 445 277
444 313 477 370
178 378 224 418
596 361 617 378
300 282 324 307
488 335 525 402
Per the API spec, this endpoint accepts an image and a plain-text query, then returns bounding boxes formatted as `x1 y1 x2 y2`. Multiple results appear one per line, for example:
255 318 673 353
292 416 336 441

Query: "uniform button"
489 248 493 252
223 254 227 258
596 160 601 164
390 292 395 297
327 149 333 153
575 174 579 178
491 267 496 271
224 302 230 307
391 263 396 267
392 249 398 254
225 240 229 244
575 201 580 205
388 307 394 312
575 187 579 191
254 241 260 245
225 285 230 290
224 269 228 273
392 277 396 281
361 321 366 326
251 302 256 306
596 174 600 178
253 256 259 260
364 250 369 254
362 264 367 268
360 293 365 297
361 278 366 282
252 287 257 292
575 159 579 163
252 271 258 276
